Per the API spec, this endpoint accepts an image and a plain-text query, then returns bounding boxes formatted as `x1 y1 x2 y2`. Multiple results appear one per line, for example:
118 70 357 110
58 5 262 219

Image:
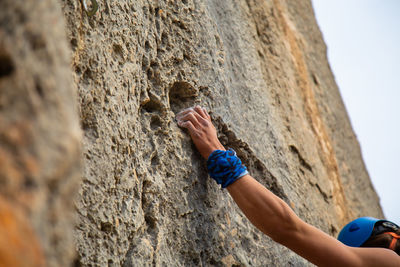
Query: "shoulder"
349 246 400 267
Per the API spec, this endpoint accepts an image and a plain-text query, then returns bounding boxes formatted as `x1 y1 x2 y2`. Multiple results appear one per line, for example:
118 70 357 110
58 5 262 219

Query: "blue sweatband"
206 149 248 188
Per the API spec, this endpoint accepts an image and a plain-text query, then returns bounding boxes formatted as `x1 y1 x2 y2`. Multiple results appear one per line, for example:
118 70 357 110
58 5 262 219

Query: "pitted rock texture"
1 0 383 266
0 0 81 266
59 0 383 266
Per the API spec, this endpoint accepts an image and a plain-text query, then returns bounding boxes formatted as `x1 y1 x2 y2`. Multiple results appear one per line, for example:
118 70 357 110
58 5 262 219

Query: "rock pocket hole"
142 97 163 113
112 43 124 60
73 255 82 267
150 115 162 130
168 81 198 113
24 176 37 190
161 32 168 47
27 32 46 51
70 37 78 50
0 51 15 78
145 215 156 230
100 222 113 233
83 68 93 81
34 78 44 98
151 153 159 166
145 41 151 52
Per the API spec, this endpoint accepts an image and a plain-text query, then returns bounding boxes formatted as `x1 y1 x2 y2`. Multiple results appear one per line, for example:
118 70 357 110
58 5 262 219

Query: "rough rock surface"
0 0 81 266
1 0 383 266
60 0 383 265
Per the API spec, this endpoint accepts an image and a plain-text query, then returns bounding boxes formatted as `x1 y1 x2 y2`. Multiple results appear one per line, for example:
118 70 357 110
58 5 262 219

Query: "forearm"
226 175 362 267
227 174 301 243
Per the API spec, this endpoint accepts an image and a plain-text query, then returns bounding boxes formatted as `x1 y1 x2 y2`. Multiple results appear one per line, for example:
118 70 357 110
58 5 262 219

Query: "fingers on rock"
176 107 194 119
182 121 198 133
194 106 207 119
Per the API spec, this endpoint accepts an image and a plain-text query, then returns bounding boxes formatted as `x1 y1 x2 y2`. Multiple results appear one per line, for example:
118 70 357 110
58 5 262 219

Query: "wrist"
204 144 225 159
206 149 248 188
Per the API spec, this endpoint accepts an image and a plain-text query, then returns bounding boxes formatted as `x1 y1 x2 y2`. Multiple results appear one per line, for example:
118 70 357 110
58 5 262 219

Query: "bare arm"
227 174 364 267
176 106 400 267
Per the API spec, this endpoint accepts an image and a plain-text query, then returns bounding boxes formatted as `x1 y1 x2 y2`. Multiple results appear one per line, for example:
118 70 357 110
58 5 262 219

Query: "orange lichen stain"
230 228 238 237
0 196 45 267
224 213 231 228
221 254 237 267
4 126 24 145
0 148 23 188
1 121 33 147
23 155 40 176
218 231 225 240
273 0 351 224
290 201 296 210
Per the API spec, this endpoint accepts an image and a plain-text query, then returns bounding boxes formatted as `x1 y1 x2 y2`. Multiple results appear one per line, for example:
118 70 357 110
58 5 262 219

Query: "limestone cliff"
1 0 383 266
0 1 81 266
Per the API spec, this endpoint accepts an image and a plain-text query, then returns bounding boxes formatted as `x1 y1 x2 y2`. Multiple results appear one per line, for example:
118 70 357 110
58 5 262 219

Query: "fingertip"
194 105 202 112
177 107 192 116
176 108 189 119
194 105 207 119
204 108 210 118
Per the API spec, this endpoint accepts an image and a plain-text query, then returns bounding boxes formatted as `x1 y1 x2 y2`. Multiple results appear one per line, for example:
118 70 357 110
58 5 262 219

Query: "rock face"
0 1 81 266
1 0 383 266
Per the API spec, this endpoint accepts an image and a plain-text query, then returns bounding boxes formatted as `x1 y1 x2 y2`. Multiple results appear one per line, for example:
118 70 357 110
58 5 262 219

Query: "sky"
311 0 400 223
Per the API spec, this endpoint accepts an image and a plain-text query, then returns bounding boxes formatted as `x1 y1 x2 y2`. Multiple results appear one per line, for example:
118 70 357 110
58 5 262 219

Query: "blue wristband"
206 149 248 188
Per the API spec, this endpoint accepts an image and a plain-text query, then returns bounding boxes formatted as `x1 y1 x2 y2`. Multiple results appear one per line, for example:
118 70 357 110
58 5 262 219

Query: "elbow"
267 201 302 245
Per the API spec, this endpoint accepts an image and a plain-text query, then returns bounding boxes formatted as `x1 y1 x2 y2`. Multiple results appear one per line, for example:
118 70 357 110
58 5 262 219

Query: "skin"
176 106 400 267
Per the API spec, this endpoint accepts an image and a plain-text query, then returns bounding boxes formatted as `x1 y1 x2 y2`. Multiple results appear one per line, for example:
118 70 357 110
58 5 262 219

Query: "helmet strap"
384 232 400 250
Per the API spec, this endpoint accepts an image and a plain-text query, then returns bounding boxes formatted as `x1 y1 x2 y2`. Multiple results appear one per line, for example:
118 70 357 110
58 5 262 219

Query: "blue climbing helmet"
338 217 382 247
